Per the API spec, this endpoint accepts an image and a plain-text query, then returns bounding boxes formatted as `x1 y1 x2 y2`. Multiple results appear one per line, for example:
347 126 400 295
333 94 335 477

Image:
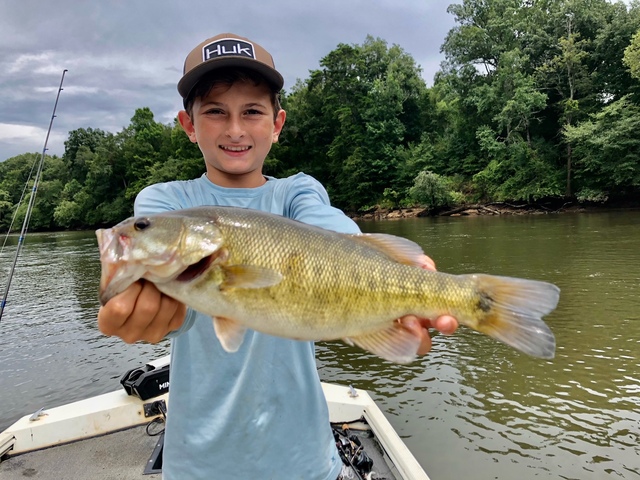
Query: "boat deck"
0 425 160 480
0 421 400 479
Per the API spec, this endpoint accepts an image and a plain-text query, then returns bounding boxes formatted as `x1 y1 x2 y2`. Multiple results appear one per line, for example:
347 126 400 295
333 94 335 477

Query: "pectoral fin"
344 322 421 364
220 265 283 291
213 317 247 352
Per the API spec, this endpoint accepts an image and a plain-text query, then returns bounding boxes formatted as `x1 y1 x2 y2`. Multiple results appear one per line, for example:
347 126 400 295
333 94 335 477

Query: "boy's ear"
178 110 197 143
273 109 286 143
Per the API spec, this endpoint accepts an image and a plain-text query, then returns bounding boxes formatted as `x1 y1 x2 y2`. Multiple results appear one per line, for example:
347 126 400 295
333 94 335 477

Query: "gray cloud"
0 0 456 161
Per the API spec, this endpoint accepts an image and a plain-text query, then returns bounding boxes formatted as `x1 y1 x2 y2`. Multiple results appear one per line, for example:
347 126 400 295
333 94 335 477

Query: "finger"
140 294 185 343
97 281 144 336
432 315 458 335
167 302 187 333
399 315 433 355
118 281 164 343
418 254 436 271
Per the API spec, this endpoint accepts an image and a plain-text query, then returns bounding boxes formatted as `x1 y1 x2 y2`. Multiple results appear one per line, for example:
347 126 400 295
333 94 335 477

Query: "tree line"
1 0 639 232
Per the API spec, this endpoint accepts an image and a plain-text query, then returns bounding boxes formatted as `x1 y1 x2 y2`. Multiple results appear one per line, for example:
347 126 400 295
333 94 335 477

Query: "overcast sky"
0 0 458 162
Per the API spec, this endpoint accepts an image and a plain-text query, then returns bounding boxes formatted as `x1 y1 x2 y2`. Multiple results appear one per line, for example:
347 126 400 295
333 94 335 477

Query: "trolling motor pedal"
120 362 170 400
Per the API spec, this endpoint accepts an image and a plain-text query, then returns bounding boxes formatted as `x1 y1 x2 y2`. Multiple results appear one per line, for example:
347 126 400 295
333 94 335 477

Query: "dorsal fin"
350 233 426 267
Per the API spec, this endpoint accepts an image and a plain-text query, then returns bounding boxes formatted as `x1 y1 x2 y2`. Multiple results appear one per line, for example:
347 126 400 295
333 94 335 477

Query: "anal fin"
344 322 421 364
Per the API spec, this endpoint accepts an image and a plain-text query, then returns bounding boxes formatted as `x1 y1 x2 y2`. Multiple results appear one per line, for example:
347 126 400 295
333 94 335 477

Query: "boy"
98 33 458 479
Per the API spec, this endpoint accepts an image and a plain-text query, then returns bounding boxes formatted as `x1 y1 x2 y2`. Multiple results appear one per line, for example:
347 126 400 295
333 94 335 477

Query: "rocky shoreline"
348 201 639 221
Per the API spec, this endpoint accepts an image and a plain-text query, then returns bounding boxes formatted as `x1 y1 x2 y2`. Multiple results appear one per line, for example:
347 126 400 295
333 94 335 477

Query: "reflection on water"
1 212 639 479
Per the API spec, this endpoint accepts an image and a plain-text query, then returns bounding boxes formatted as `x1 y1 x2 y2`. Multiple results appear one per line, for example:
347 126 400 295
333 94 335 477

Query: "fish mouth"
175 247 229 282
176 254 215 282
98 259 148 306
98 253 213 305
97 227 137 305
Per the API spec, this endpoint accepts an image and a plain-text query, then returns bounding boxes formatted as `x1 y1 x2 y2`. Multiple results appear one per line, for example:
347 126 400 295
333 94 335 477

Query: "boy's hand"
97 281 187 344
399 254 459 355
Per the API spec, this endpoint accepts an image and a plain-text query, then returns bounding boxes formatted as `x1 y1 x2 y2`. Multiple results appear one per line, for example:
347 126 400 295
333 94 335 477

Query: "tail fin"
465 274 559 359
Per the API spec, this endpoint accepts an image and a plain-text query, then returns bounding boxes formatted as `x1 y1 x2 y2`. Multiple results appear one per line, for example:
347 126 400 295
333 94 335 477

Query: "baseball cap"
178 33 284 99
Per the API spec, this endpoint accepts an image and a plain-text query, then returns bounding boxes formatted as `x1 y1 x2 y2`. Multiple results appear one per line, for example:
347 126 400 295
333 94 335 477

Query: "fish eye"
134 218 151 231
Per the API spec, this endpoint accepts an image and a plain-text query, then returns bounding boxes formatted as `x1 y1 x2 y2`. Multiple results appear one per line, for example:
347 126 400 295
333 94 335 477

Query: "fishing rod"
0 69 68 323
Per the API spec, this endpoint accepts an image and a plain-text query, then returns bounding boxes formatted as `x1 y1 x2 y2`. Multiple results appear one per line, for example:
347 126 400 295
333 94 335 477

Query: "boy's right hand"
97 280 187 344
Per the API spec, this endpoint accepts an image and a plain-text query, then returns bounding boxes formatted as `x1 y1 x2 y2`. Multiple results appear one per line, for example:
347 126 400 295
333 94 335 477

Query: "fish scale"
212 213 433 329
97 206 559 363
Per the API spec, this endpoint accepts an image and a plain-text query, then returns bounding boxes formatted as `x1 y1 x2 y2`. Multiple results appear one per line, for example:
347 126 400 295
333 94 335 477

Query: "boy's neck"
206 170 267 188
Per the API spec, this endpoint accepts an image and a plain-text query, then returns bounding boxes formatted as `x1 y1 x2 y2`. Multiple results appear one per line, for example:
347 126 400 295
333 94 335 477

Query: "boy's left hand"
399 254 459 355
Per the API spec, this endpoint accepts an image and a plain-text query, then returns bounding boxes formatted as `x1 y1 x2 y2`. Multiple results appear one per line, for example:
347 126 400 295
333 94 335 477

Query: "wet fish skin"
96 206 559 363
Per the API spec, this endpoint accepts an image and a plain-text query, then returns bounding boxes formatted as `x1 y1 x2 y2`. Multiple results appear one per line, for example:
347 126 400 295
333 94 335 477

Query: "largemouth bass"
96 206 559 363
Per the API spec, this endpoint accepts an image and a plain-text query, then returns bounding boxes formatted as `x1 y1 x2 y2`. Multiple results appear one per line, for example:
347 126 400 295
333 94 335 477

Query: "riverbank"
349 200 640 220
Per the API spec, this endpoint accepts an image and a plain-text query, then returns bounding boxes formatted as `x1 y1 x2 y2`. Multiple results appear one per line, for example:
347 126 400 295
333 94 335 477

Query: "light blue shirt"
134 173 360 480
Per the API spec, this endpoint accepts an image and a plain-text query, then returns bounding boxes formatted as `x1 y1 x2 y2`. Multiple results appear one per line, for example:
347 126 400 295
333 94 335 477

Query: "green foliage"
624 29 640 81
2 3 640 232
575 188 608 203
409 171 454 208
0 109 178 231
0 189 14 231
473 127 563 202
564 95 640 194
281 36 428 210
54 199 84 229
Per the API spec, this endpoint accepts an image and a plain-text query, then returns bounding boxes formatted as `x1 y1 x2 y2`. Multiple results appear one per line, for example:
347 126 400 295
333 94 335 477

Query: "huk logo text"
203 39 256 61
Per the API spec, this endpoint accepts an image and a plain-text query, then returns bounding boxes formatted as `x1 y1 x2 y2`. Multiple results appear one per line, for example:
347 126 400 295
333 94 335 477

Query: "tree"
624 29 640 81
63 128 109 183
591 1 640 99
536 18 590 196
564 95 640 199
0 153 41 205
444 0 528 74
120 107 173 199
437 0 639 203
0 189 14 231
284 36 428 209
472 49 547 145
409 170 453 208
53 178 84 228
146 119 204 184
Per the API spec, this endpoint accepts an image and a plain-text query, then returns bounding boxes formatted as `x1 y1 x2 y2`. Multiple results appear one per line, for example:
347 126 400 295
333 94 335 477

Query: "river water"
0 211 639 479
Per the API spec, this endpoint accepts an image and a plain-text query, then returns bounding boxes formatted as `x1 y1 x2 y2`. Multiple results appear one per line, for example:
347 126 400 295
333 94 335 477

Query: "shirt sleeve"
285 174 361 234
134 183 184 216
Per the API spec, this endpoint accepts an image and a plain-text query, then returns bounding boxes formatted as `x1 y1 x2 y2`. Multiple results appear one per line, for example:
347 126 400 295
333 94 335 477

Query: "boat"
0 355 429 479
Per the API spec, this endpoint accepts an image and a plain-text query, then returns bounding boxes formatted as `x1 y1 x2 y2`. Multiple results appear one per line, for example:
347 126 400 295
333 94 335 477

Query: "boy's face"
178 80 286 188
